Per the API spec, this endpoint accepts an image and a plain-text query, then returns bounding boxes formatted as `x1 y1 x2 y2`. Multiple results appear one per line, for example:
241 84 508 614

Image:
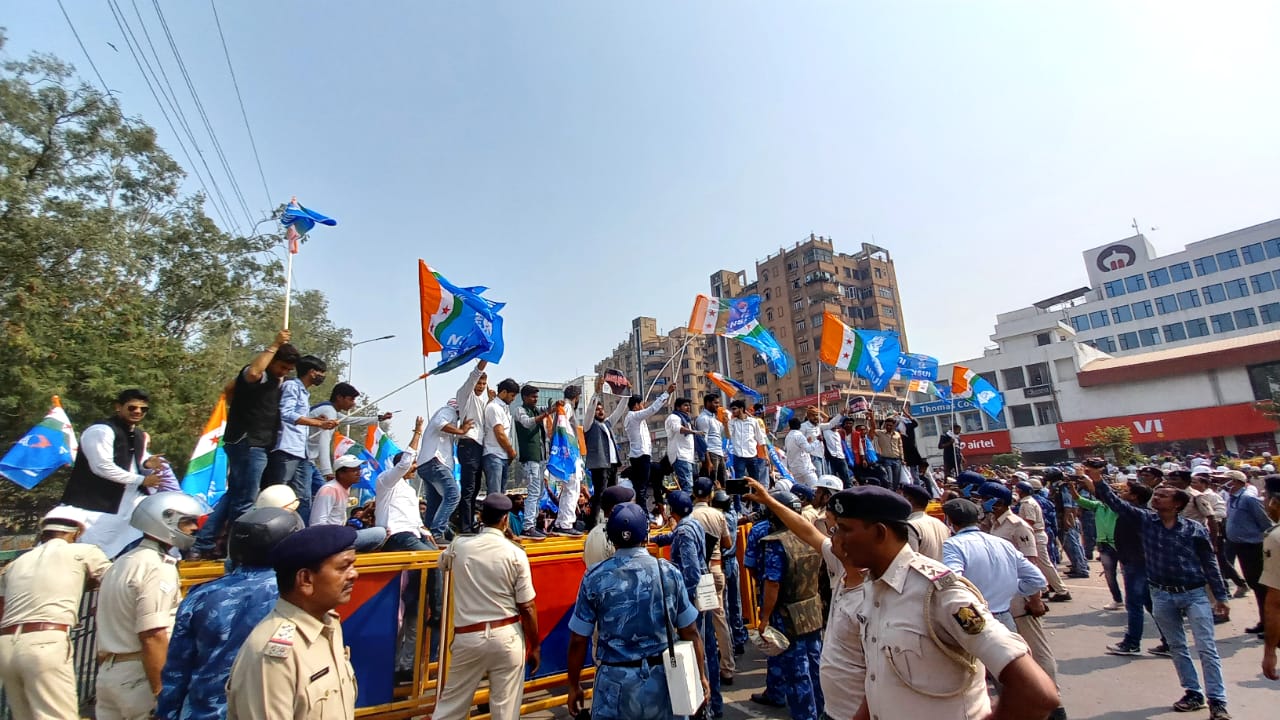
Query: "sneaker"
521 528 548 540
1172 691 1206 712
1148 642 1172 657
1105 643 1140 656
551 525 584 537
1209 701 1232 720
1232 584 1250 598
1102 601 1123 611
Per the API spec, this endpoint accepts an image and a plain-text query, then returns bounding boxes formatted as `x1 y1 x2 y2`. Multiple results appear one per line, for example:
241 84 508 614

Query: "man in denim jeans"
514 385 556 539
417 399 474 544
1081 464 1234 720
190 330 297 560
482 379 520 501
454 361 490 534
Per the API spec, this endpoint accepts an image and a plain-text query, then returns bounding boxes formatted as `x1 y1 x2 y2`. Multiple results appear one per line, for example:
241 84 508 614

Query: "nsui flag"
0 397 77 489
951 366 1004 420
182 396 228 506
547 406 580 481
817 313 902 391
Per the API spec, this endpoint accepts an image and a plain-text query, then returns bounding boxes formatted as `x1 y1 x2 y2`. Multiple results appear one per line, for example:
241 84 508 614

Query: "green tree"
1083 426 1137 466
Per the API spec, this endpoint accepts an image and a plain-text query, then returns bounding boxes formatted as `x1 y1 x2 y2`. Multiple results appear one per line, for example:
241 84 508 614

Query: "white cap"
1012 471 1029 481
334 455 364 471
1190 465 1212 477
814 475 843 492
255 484 300 511
1190 457 1211 469
1213 465 1231 474
41 506 88 533
1265 464 1276 473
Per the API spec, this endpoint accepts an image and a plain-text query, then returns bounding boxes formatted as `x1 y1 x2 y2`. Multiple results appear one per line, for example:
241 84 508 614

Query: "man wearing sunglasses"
61 388 168 558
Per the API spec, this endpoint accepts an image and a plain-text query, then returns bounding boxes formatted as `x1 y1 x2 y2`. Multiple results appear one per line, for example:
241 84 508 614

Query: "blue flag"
773 406 795 434
0 400 76 489
280 199 337 236
970 375 1006 421
767 445 794 483
896 353 939 381
935 382 953 401
854 329 903 392
420 261 505 375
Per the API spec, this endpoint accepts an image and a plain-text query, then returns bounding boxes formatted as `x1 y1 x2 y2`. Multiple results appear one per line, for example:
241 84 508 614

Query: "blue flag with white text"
854 329 903 392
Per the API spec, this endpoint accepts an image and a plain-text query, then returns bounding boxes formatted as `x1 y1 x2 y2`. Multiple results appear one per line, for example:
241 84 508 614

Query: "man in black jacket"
582 379 627 529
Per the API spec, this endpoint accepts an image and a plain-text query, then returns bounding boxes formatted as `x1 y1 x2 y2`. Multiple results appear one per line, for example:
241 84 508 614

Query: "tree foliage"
0 35 350 528
1083 425 1137 466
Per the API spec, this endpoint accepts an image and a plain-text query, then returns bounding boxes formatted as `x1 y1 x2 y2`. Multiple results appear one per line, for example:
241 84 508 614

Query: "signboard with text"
960 430 1013 456
1056 402 1275 447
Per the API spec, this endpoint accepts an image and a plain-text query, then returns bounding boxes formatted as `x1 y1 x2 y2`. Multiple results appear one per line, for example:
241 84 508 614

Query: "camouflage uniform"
763 531 824 720
743 518 785 704
655 517 721 716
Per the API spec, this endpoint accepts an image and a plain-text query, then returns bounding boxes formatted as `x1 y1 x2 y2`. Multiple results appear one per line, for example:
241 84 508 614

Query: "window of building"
844 305 862 319
793 300 803 311
979 371 1000 389
1103 280 1126 298
919 417 938 437
1176 289 1201 308
1154 294 1178 314
800 362 813 376
874 267 883 279
1095 336 1117 353
1262 303 1280 325
811 313 824 328
803 384 816 395
1088 310 1110 328
792 280 801 289
1036 332 1052 346
1194 256 1218 276
1186 317 1210 338
682 374 692 384
766 309 774 322
1111 305 1134 323
1024 363 1049 386
1148 267 1172 287
1210 313 1235 333
961 412 984 433
795 319 807 332
1163 323 1188 342
1216 249 1241 270
797 338 809 354
1131 300 1154 319
1202 283 1227 304
1117 331 1140 350
1169 262 1194 281
1223 277 1249 299
882 305 897 319
754 372 768 385
1235 308 1259 329
1247 361 1280 401
1266 237 1280 259
1009 404 1036 427
762 270 769 282
804 248 834 264
1251 272 1276 295
1124 274 1146 293
1034 402 1060 425
753 355 765 367
1001 367 1026 390
1138 327 1161 347
877 286 894 299
1242 243 1266 264
1070 314 1090 332
764 289 771 301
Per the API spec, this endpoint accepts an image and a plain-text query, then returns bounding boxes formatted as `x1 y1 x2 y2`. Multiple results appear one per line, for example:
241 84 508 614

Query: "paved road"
532 572 1275 719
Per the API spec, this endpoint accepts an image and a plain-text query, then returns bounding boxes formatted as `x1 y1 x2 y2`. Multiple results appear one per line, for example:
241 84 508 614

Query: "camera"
725 478 749 495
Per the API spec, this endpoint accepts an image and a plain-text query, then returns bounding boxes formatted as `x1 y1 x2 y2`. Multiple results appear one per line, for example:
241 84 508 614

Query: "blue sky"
7 2 1280 436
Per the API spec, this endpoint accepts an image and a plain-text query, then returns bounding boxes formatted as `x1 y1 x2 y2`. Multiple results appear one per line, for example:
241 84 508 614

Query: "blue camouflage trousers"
701 611 722 716
765 630 823 720
591 663 678 720
723 557 748 649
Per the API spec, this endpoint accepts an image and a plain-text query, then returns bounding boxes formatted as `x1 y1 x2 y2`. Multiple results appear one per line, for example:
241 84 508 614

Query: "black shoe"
393 669 413 685
1244 623 1264 634
1148 643 1172 657
1048 707 1068 720
1172 690 1206 712
1213 614 1230 625
551 525 584 537
1209 701 1232 720
1049 592 1072 602
749 693 787 708
733 644 745 656
720 675 734 686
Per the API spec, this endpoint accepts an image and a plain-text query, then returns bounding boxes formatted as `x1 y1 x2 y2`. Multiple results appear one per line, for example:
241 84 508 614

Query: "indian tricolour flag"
951 366 978 398
363 425 402 473
547 405 581 482
181 395 228 506
907 379 935 396
818 312 864 371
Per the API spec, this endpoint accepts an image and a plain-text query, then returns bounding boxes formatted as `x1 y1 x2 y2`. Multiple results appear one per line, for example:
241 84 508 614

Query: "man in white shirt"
727 400 768 482
799 406 831 475
696 394 728 484
311 455 388 551
622 384 672 516
455 361 490 535
305 381 390 512
784 416 823 487
664 397 701 494
480 380 519 507
416 399 474 542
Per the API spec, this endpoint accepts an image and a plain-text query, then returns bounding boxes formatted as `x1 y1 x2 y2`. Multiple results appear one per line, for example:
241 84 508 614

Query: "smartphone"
726 478 749 495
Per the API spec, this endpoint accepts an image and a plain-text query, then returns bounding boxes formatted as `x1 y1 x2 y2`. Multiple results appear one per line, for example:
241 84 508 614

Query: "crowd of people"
0 332 1278 720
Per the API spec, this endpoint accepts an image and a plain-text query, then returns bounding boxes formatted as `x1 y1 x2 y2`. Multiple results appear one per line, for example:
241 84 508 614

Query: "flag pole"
643 335 694 402
348 372 431 418
283 237 294 329
421 356 431 412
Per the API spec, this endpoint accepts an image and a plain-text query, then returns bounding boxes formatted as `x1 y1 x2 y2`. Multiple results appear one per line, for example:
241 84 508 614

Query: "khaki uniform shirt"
1180 488 1215 526
907 511 952 561
227 599 356 720
1260 523 1280 592
859 546 1029 719
96 539 180 653
691 503 730 563
441 528 535 626
583 525 615 570
0 539 110 627
990 511 1038 559
1017 497 1046 537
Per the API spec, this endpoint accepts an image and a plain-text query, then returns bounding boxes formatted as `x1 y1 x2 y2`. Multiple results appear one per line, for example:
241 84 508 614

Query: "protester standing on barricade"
305 382 391 510
868 412 905 491
585 380 628 528
553 385 586 536
623 383 672 519
453 360 490 533
784 417 823 488
798 407 831 476
413 400 471 545
691 477 735 687
665 397 701 494
940 422 964 477
566 503 709 720
899 404 927 489
191 332 298 560
514 385 556 539
96 493 206 720
0 508 110 720
697 393 728 484
227 525 359 720
262 355 338 524
60 389 167 558
727 400 768 482
482 379 519 501
157 507 302 720
434 494 539 720
311 456 387 551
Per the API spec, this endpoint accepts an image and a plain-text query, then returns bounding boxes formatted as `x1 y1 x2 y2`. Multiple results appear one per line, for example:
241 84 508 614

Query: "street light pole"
346 334 396 385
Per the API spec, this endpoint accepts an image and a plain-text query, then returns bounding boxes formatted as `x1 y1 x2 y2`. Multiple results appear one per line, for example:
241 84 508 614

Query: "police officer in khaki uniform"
434 494 540 720
0 507 111 720
228 524 359 720
96 492 206 720
835 486 1060 720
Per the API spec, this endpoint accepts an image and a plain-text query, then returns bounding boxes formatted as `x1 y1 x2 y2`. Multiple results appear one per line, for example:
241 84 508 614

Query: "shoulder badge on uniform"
264 621 296 659
953 604 985 635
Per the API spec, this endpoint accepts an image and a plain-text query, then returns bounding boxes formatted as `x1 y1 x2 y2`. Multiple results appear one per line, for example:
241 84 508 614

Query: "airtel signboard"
959 430 1012 455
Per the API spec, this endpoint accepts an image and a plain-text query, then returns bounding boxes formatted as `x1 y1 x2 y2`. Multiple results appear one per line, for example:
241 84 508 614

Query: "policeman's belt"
454 615 519 634
0 622 69 635
1149 582 1198 594
599 652 667 668
97 651 144 665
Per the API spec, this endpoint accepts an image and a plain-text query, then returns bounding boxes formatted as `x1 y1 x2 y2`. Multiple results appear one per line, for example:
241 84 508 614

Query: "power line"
149 0 256 227
55 0 112 96
127 0 198 147
104 0 238 231
208 0 273 209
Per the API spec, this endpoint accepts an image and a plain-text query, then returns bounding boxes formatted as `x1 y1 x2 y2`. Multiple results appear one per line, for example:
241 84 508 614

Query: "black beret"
601 485 635 510
900 484 933 507
270 525 356 572
482 493 513 513
828 486 911 524
942 498 981 526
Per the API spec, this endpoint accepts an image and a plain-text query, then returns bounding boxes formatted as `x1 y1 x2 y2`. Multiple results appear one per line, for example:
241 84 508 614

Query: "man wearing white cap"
0 508 111 720
312 456 389 552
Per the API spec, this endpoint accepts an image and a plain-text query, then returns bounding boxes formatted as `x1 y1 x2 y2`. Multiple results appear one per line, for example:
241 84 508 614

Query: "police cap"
607 503 649 548
899 484 932 507
956 471 988 488
600 485 635 514
711 490 731 511
975 482 1012 504
827 486 911 524
692 477 715 497
666 490 694 517
790 483 815 501
480 493 512 525
270 525 356 573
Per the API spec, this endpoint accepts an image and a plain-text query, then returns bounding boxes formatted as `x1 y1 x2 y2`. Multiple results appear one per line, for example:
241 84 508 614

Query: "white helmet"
130 493 209 550
255 484 300 511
